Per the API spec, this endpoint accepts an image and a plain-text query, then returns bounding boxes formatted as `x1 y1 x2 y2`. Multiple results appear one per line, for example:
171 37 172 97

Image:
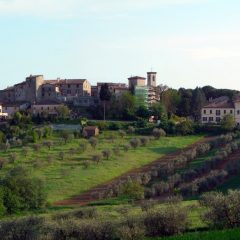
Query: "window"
216 110 221 116
41 107 43 110
237 110 240 115
203 110 206 114
230 110 233 114
68 84 70 88
224 110 226 114
210 110 212 114
202 117 207 121
209 117 214 122
77 84 79 88
216 117 221 122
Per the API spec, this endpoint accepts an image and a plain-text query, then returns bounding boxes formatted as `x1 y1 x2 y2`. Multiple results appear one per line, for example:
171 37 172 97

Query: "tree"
200 190 240 229
136 105 150 119
56 105 70 119
221 115 236 131
150 102 167 120
92 154 102 164
119 181 144 200
1 167 47 213
177 88 192 117
102 150 111 160
100 83 111 121
0 158 5 170
191 87 206 121
0 131 6 144
161 89 181 116
129 138 141 149
89 137 98 149
60 131 73 144
152 128 166 139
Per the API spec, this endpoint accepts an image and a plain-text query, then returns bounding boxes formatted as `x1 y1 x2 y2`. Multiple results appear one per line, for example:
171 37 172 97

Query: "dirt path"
54 137 215 206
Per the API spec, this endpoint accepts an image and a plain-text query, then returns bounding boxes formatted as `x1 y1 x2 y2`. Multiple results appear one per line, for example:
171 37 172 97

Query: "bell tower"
147 72 157 87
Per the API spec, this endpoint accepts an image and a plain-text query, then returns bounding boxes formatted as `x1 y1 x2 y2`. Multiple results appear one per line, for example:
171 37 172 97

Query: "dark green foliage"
191 87 207 121
119 181 144 200
1 167 47 213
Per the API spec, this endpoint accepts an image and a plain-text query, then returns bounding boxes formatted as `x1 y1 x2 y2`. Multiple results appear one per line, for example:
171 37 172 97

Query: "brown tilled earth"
54 137 217 206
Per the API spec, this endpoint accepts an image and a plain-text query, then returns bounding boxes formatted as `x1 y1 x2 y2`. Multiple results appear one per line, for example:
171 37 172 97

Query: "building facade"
201 96 240 126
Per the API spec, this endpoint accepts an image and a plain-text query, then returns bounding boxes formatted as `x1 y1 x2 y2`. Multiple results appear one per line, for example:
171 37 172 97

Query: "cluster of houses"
0 72 160 119
1 72 240 127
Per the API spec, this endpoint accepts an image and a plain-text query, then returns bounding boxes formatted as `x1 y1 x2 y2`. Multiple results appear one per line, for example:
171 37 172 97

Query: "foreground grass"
146 228 240 240
0 133 202 203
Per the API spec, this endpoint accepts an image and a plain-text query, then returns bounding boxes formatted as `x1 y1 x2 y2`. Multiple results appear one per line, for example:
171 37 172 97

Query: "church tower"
147 72 157 87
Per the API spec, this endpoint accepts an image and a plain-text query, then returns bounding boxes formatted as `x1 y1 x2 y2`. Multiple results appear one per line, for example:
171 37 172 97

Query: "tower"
147 72 157 87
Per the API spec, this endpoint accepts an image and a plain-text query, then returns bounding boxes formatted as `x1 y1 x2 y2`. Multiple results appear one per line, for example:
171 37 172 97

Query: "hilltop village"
0 72 161 119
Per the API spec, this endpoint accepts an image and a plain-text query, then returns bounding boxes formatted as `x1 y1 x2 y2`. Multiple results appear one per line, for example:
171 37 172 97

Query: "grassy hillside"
0 132 202 202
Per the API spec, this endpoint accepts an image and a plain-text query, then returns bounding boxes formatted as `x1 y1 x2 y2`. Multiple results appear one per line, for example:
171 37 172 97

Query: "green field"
0 132 203 202
146 228 240 240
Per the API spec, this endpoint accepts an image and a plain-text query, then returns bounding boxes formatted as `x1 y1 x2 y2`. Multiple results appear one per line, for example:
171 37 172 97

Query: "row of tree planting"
145 134 240 198
1 190 240 240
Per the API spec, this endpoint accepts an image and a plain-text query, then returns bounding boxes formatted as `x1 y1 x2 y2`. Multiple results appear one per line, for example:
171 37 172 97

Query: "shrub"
4 142 10 152
113 146 120 155
0 216 46 240
92 154 103 164
59 151 65 161
32 143 41 152
52 219 115 240
140 137 150 146
152 128 166 139
119 130 126 138
175 120 194 135
119 181 144 200
0 158 6 170
109 122 121 130
129 138 141 149
127 126 135 134
118 217 145 240
83 160 91 169
79 142 88 153
197 143 211 155
123 144 130 152
89 137 98 149
2 166 47 213
200 190 240 229
22 147 29 157
140 200 155 212
43 140 54 150
102 150 112 160
9 153 17 164
144 204 188 237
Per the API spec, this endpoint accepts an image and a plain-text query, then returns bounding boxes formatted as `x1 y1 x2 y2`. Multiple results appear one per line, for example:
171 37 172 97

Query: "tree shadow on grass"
149 146 179 155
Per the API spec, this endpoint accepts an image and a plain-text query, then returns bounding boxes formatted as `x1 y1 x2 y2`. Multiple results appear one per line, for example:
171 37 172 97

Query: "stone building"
0 103 8 119
31 101 63 117
96 82 128 98
0 75 91 104
129 72 160 106
128 76 146 89
2 102 29 117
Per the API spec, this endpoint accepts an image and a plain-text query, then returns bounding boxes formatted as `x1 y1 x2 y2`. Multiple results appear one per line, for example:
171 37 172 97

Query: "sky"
0 0 240 90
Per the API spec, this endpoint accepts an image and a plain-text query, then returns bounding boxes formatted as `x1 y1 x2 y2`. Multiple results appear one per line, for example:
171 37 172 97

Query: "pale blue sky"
0 0 240 90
